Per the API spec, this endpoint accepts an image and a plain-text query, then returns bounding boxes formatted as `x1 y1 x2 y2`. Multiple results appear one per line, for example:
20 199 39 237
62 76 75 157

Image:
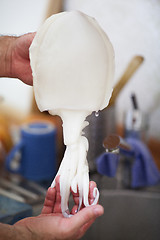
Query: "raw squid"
29 11 114 217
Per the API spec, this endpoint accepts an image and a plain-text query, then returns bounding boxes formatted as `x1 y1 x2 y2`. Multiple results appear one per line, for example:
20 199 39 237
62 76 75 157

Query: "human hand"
9 33 35 85
0 33 35 85
15 177 104 240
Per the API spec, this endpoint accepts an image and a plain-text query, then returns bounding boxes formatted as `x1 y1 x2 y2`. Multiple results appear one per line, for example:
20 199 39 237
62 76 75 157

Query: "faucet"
103 134 134 189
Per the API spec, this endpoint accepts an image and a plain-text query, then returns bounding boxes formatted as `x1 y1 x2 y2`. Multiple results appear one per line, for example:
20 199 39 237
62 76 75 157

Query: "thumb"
23 32 36 50
68 204 104 234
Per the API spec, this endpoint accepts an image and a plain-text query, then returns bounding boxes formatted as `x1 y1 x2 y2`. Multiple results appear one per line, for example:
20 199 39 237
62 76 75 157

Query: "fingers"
89 181 97 204
71 181 97 210
47 178 99 216
68 205 104 237
71 205 78 215
71 186 79 207
41 176 62 214
41 187 56 214
53 176 62 213
22 32 36 49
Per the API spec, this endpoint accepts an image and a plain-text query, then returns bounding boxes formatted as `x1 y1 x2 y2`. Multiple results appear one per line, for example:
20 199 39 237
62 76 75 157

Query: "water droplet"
95 111 99 117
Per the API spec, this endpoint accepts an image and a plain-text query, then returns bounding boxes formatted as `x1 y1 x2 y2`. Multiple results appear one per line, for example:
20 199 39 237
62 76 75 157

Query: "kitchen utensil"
109 56 144 106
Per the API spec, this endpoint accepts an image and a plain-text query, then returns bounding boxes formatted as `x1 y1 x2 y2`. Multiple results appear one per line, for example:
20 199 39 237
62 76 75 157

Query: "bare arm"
0 180 103 240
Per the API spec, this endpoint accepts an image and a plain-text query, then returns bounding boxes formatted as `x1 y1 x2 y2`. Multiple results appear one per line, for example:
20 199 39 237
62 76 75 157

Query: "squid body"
29 11 114 217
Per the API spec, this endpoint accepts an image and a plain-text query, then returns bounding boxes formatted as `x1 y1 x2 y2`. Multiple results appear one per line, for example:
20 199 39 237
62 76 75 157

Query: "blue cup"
6 122 57 181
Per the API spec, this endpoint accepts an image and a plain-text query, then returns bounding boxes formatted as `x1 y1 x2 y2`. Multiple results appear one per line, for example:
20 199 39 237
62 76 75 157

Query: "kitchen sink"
82 188 160 240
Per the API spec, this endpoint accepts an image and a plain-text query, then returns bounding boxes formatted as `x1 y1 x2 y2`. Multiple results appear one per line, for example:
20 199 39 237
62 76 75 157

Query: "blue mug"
6 122 57 181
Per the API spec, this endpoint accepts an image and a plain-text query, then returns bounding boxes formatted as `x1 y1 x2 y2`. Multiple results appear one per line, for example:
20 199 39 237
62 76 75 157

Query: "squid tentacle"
50 123 99 218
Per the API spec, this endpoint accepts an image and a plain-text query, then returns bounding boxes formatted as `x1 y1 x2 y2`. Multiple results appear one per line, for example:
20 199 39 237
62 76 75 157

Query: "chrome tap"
103 134 134 189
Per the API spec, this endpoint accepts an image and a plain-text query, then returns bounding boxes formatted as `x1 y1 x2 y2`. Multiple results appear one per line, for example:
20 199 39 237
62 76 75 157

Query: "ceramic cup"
6 122 57 181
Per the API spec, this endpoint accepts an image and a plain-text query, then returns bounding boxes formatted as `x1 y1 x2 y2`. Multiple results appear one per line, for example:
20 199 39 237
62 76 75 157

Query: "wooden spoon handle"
45 0 63 18
109 56 144 107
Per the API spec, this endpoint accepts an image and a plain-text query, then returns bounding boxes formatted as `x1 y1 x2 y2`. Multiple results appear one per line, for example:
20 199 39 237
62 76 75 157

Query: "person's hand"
9 33 35 85
0 33 35 85
15 177 104 240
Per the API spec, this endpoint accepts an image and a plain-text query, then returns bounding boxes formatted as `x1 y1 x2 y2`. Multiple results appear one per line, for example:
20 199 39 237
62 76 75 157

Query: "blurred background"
0 0 160 239
0 0 160 137
1 0 160 168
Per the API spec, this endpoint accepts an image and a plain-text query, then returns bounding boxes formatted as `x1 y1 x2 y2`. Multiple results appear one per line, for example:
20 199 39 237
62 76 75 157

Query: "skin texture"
0 33 35 85
15 177 104 240
0 34 104 239
0 178 103 240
